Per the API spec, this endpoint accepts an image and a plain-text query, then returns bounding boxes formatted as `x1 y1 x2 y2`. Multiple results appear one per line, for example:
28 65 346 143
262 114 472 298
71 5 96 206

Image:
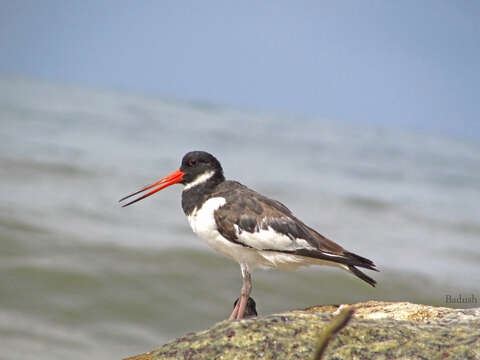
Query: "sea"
1 78 479 360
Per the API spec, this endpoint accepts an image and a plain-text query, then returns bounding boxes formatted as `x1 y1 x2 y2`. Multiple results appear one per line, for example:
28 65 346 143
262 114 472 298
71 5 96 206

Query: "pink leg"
229 264 252 320
229 301 240 320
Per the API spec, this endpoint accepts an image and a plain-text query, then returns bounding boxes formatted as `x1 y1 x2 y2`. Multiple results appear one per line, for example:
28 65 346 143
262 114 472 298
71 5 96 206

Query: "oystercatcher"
120 151 378 320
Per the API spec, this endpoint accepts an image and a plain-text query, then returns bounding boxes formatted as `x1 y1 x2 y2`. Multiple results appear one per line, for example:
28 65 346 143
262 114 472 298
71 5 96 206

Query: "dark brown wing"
212 181 378 286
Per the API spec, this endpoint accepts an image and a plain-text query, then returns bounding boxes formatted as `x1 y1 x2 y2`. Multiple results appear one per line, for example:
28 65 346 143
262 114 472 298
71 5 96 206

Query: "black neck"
181 174 225 215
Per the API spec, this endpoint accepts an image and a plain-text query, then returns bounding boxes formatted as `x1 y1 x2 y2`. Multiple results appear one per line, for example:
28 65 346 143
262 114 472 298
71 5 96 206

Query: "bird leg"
229 300 240 320
229 264 252 320
236 270 252 319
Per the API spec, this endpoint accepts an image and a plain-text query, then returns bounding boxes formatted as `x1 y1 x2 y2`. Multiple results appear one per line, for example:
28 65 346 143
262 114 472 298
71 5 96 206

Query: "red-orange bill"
119 169 184 207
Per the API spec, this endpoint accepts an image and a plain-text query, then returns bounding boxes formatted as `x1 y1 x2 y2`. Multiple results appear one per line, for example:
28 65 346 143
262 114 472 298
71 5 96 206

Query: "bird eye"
188 159 197 167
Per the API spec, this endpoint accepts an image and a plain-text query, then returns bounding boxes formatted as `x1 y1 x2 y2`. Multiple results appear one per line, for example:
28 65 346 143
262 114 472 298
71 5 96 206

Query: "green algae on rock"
125 301 480 360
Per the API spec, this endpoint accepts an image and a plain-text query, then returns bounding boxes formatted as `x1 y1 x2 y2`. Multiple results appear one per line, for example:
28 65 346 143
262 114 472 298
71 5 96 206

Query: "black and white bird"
119 151 378 320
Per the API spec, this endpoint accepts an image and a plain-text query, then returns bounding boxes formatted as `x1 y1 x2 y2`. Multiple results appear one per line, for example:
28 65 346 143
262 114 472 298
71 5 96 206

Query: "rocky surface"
125 301 480 360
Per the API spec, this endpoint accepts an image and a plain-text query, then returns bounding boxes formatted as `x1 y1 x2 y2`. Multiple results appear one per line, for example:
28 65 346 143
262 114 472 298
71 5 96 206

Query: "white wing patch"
234 223 317 252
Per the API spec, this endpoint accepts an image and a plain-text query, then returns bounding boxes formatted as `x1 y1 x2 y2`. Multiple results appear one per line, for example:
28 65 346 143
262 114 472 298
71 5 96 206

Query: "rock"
125 301 480 360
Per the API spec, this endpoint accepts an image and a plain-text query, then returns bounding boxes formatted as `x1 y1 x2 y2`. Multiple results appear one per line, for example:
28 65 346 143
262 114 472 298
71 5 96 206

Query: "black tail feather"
272 248 379 286
343 251 378 272
348 265 377 287
292 249 378 271
344 251 378 287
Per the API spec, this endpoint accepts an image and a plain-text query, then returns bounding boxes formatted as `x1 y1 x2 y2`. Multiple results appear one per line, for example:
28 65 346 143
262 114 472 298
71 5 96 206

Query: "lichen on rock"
125 301 480 360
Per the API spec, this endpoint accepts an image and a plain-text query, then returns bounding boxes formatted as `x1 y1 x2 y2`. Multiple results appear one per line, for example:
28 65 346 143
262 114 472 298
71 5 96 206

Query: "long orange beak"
119 169 184 207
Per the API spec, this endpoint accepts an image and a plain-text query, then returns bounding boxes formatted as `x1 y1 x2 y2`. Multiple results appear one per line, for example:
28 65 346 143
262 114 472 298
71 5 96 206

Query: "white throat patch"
184 171 215 190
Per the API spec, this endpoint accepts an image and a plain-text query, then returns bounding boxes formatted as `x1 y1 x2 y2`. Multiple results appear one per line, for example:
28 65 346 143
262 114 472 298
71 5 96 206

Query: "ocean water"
1 78 479 359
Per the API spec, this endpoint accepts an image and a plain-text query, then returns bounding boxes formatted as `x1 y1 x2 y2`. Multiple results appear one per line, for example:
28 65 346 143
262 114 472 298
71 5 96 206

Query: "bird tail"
343 251 378 287
287 248 379 287
348 265 377 287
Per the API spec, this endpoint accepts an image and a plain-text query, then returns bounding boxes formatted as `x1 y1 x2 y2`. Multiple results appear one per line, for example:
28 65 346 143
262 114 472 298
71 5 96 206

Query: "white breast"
186 197 266 268
187 197 226 236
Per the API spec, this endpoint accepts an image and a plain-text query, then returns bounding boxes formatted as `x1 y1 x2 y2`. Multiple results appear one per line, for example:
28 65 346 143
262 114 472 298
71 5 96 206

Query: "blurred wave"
1 78 479 359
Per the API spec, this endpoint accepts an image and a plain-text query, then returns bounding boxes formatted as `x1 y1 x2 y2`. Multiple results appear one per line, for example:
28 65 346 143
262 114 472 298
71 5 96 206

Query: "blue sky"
1 0 479 137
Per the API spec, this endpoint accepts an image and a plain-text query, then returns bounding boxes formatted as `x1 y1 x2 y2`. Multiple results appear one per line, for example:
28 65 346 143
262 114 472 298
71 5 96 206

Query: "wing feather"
212 181 377 284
